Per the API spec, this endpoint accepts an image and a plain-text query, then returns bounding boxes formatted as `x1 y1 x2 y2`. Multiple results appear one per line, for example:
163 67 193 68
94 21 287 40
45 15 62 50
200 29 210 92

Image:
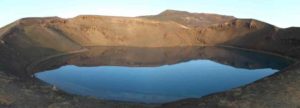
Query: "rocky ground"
161 63 300 108
1 10 300 108
0 55 299 108
0 71 157 108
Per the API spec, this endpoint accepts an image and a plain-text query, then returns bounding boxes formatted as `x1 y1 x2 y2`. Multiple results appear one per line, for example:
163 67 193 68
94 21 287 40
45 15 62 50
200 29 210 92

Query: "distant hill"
140 9 235 28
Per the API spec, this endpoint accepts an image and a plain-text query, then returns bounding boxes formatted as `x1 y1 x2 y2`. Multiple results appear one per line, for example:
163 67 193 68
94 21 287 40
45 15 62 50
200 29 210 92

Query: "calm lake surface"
34 47 293 103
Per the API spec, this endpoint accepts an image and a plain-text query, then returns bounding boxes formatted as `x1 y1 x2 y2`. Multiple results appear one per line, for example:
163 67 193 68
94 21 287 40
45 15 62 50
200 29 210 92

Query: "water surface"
34 47 292 103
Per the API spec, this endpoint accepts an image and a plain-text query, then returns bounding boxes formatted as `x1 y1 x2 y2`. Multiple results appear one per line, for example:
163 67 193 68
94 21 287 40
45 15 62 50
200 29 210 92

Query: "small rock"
52 86 58 91
249 21 257 29
0 40 4 44
0 95 14 105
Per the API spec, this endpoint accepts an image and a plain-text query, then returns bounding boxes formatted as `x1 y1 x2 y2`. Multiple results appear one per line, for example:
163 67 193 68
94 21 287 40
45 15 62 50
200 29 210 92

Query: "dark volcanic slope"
197 19 300 59
0 10 300 75
0 10 300 108
0 10 299 52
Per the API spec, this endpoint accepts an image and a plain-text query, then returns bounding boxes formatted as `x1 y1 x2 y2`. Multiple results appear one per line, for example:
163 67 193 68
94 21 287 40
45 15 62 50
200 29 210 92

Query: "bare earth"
0 10 300 108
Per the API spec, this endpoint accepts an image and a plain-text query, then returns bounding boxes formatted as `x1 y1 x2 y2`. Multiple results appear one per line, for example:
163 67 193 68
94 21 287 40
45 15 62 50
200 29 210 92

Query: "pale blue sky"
0 0 299 28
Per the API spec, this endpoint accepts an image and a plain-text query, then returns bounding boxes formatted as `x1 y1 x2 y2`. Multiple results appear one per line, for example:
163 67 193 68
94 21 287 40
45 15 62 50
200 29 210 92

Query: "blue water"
35 59 280 103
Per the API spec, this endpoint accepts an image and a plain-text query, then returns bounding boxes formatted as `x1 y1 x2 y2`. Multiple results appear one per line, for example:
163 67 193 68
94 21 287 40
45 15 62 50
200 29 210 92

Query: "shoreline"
4 45 299 108
25 48 89 73
218 45 298 62
26 45 298 74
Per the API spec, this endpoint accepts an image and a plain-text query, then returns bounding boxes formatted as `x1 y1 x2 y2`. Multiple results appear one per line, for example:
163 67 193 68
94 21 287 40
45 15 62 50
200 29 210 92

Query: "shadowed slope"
0 9 299 76
0 10 299 108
